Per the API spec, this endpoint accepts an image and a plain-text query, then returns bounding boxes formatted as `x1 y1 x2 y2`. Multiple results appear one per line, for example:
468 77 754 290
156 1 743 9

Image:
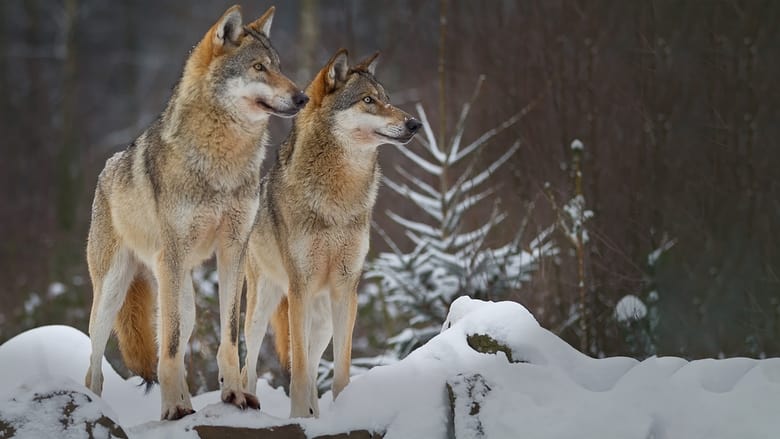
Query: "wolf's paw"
161 405 195 421
222 389 261 410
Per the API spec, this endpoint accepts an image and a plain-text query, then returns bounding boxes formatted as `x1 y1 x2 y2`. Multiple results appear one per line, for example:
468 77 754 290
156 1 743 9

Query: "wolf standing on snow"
84 5 308 420
241 49 421 418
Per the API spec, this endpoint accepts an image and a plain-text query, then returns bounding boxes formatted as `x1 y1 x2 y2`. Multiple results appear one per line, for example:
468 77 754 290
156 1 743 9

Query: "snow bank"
0 377 125 439
0 325 161 427
1 298 779 438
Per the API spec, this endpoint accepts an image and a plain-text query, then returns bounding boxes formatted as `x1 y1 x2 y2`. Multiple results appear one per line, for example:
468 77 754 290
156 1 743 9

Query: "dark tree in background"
0 1 778 387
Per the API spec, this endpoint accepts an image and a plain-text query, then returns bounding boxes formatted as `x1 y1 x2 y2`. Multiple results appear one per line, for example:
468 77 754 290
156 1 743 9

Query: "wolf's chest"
184 144 265 197
303 181 377 227
188 198 251 238
290 225 371 289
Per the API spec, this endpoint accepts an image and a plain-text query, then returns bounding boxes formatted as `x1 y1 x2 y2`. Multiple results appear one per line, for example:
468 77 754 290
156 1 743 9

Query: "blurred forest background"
1 0 778 392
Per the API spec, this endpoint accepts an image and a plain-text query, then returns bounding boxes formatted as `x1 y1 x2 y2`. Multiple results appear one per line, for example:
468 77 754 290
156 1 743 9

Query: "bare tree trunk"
437 0 450 237
299 0 319 81
584 7 601 355
0 3 9 121
122 0 138 119
55 0 80 231
572 146 588 353
343 0 354 56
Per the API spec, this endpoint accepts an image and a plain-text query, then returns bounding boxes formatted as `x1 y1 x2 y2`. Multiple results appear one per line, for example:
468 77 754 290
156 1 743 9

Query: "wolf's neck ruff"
162 91 268 180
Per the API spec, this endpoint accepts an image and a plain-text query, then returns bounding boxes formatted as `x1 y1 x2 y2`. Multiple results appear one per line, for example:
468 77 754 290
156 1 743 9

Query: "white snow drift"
1 297 778 438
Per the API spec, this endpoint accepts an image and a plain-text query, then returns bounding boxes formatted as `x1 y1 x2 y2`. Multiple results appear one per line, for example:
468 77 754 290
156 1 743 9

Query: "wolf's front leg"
305 294 333 417
287 283 317 418
216 240 260 410
156 247 195 421
330 277 359 399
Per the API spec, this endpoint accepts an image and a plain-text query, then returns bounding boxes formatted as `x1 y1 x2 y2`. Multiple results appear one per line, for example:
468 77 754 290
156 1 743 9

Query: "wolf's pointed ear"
213 5 244 52
356 51 380 75
246 5 275 37
325 49 349 91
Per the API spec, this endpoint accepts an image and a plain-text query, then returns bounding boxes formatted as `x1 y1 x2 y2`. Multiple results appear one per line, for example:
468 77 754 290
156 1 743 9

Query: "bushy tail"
270 296 290 371
114 275 158 390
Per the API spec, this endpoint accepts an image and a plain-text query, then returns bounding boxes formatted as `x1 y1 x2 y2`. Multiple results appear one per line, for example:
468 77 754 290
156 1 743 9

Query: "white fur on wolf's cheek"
333 107 395 148
223 76 292 121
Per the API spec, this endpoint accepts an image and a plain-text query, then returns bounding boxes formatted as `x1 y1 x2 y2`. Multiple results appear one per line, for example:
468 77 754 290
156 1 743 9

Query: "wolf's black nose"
293 92 309 108
406 118 422 133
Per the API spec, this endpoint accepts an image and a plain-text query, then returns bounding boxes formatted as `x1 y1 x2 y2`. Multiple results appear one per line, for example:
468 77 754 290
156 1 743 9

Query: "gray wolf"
241 49 421 418
84 4 308 420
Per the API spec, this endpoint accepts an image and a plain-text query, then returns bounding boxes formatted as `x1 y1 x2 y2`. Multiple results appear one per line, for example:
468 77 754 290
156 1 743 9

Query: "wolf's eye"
253 63 265 72
363 96 374 104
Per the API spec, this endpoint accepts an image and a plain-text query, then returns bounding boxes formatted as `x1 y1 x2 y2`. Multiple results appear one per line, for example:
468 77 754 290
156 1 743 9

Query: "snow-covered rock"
1 298 779 438
0 325 161 427
447 373 492 438
0 378 126 438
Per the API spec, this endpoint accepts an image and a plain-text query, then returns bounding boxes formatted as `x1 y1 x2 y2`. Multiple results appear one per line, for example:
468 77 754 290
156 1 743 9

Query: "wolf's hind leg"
86 246 137 395
242 274 283 397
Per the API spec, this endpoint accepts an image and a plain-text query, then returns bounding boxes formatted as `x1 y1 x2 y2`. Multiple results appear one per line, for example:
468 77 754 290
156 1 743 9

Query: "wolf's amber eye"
253 63 265 72
363 96 374 104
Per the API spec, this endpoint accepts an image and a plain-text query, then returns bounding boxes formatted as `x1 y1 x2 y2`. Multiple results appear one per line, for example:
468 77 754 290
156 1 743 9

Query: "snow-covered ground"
1 297 779 438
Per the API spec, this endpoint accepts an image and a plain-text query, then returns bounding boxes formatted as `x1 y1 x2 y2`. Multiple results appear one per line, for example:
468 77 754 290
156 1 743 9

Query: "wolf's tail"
115 275 158 390
270 296 290 371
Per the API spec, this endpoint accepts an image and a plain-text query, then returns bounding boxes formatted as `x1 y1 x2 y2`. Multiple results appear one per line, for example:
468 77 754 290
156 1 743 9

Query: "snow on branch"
394 142 443 176
448 75 486 161
383 177 442 221
414 104 446 163
387 211 441 239
395 166 441 199
446 140 521 203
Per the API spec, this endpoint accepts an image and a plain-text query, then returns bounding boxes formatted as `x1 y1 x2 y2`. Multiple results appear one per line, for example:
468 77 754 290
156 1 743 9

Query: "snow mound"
0 377 125 439
1 298 779 438
0 325 161 426
309 297 780 438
